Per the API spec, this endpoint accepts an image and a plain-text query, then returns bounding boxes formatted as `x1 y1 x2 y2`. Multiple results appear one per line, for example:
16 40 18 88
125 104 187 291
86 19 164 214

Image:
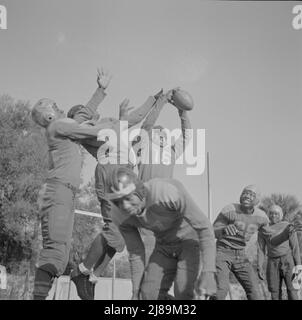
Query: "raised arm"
130 90 173 166
172 109 192 159
268 216 302 246
119 223 146 299
73 68 112 123
52 118 119 141
140 90 172 132
119 89 172 129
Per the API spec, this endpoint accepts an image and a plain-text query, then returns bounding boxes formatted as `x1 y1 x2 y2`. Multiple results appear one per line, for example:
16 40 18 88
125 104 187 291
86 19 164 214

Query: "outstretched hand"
97 67 112 90
119 98 135 120
166 87 180 106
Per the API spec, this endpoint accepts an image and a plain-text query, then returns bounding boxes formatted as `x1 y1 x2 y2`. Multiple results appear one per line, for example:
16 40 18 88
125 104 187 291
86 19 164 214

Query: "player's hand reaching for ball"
97 67 112 90
119 98 135 120
166 87 180 107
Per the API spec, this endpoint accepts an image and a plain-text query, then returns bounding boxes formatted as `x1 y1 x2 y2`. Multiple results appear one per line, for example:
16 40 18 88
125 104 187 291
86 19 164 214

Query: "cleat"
71 273 95 300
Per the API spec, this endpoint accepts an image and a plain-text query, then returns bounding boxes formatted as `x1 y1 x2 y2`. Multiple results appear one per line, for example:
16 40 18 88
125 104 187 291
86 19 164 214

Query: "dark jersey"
213 203 270 249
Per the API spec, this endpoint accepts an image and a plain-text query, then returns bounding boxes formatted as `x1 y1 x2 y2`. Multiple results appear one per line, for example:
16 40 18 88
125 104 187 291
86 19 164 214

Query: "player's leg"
232 252 261 300
126 96 157 128
173 240 200 300
266 257 281 300
92 245 116 278
138 230 175 299
73 164 112 275
33 183 75 300
93 221 125 277
140 244 177 300
92 164 126 277
213 247 233 300
71 232 109 300
71 164 125 299
281 253 299 300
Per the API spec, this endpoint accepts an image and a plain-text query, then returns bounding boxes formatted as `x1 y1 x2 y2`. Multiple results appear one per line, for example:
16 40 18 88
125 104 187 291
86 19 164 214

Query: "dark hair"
67 105 84 119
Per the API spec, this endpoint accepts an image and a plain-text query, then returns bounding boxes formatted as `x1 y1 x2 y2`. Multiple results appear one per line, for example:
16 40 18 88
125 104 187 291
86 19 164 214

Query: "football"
172 89 194 111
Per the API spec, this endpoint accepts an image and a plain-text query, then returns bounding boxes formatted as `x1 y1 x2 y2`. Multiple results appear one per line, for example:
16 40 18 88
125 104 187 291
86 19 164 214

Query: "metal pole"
111 258 116 300
52 277 58 300
67 270 73 300
75 209 104 221
207 152 212 222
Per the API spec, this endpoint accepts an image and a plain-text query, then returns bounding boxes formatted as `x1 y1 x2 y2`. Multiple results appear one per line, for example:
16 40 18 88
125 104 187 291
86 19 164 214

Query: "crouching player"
104 166 216 300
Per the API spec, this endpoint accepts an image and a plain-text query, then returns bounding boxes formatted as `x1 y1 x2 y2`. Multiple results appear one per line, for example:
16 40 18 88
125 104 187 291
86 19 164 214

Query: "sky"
0 0 302 220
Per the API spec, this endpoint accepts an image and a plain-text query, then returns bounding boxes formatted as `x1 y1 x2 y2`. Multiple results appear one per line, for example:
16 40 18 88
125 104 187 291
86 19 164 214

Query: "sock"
82 234 105 270
94 246 116 277
33 264 57 300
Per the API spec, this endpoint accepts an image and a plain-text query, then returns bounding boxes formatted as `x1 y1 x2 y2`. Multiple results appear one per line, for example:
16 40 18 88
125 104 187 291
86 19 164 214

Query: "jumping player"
130 91 192 299
69 87 176 299
31 72 120 300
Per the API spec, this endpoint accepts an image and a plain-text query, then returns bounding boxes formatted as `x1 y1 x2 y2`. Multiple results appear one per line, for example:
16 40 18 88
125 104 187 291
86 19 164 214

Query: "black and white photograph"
0 0 302 302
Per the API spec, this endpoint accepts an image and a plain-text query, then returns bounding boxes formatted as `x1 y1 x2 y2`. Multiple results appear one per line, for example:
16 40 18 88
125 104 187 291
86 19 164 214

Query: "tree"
69 178 104 269
0 95 48 275
260 193 301 221
0 95 49 299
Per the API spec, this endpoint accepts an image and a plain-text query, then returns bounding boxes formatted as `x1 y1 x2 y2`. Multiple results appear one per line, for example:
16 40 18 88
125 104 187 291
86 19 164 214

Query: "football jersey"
214 203 270 249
